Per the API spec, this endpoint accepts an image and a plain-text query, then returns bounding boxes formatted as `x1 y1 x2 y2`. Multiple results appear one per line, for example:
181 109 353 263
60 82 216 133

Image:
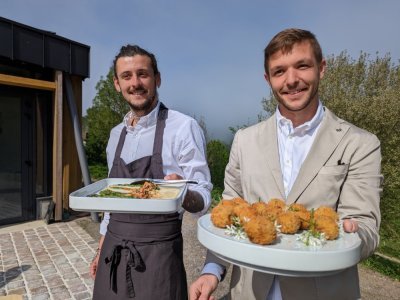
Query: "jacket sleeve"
222 130 244 199
337 133 382 260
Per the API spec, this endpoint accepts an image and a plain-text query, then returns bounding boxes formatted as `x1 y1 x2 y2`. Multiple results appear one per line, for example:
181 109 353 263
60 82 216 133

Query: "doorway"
0 85 52 225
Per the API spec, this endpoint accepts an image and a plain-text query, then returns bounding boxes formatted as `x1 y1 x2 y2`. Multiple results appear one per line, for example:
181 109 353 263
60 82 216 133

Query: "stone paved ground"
0 221 97 300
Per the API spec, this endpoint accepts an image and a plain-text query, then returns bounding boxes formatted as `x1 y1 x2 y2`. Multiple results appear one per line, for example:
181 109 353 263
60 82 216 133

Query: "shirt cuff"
201 263 226 282
99 212 110 235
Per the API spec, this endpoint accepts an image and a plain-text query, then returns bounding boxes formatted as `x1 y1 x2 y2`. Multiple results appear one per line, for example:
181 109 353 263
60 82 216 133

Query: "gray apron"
93 103 187 300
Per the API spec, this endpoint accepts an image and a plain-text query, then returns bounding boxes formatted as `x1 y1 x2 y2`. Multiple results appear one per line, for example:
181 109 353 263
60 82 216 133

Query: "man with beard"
189 28 382 300
90 44 212 299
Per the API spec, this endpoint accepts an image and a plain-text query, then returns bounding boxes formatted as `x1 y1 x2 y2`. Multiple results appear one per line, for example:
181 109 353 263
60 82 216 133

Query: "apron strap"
111 127 128 171
105 240 145 298
150 102 168 179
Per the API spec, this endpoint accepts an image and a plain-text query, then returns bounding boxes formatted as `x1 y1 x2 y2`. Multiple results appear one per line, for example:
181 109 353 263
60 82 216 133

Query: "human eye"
298 63 310 70
272 69 284 77
137 70 149 78
120 72 131 80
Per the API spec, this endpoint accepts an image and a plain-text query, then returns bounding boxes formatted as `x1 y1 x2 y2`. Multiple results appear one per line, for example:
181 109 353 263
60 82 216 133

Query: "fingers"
164 173 183 180
89 257 99 280
189 275 219 300
343 219 359 233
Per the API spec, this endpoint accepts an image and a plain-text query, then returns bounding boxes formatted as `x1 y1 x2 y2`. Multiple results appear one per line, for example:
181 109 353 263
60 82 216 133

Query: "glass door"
0 85 51 225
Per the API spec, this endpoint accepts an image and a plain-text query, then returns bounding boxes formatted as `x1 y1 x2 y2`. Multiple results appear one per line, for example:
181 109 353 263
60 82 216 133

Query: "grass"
361 255 400 281
89 164 108 181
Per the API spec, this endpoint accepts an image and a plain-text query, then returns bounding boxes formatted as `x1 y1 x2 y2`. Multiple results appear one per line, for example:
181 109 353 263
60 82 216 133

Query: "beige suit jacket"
207 108 382 300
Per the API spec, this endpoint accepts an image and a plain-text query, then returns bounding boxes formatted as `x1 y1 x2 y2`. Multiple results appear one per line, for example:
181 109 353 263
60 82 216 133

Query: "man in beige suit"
189 28 382 300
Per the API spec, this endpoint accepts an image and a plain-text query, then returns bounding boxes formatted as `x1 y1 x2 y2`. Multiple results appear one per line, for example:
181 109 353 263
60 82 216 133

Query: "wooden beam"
52 71 63 221
0 73 56 91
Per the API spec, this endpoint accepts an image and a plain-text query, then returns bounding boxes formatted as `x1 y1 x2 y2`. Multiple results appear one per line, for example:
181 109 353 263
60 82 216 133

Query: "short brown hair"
113 44 159 78
264 28 323 74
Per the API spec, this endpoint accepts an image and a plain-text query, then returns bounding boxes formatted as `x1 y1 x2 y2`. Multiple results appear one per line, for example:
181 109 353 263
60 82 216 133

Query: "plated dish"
197 213 362 277
69 178 186 213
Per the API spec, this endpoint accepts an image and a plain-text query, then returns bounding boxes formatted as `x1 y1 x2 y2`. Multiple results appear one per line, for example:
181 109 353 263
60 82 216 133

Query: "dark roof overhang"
0 16 90 78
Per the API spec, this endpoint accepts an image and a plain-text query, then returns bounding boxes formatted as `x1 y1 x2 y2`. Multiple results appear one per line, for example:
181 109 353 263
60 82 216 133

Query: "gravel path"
79 214 400 300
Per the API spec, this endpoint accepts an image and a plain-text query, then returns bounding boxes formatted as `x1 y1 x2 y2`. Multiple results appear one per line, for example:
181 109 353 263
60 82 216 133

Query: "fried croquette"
233 204 257 225
232 197 249 206
288 203 307 212
314 206 339 222
220 199 237 207
251 202 270 216
266 198 286 210
263 207 283 222
277 211 301 234
296 210 311 230
315 215 339 240
211 203 234 228
243 216 277 245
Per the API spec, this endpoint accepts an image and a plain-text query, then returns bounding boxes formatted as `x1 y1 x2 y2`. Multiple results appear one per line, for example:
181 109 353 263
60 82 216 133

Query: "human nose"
129 75 142 87
285 68 299 87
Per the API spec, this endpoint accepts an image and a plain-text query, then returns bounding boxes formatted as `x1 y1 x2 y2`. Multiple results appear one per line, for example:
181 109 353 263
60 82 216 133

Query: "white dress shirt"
267 101 324 300
100 101 212 235
202 101 325 300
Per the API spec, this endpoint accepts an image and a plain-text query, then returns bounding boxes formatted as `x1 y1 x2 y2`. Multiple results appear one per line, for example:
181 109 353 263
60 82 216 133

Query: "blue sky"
2 0 400 142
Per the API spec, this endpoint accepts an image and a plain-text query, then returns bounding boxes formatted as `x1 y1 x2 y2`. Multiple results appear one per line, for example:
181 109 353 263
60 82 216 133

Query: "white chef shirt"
201 101 324 300
99 101 212 235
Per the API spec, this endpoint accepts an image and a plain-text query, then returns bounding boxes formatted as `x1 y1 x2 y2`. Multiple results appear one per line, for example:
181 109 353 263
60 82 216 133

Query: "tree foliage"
319 52 400 192
206 140 229 189
85 68 129 164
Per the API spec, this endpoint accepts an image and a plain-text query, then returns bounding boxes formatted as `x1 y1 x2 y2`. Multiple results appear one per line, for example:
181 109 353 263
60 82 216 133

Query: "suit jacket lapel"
287 108 350 203
259 115 286 198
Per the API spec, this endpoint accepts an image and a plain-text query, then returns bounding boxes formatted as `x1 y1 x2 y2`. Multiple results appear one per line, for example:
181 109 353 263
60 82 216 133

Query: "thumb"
343 219 358 233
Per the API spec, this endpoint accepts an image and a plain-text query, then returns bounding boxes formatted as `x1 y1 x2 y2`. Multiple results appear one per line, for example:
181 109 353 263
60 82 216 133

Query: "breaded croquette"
288 203 307 212
243 216 277 245
251 202 270 216
211 203 234 228
314 206 339 222
232 197 249 206
315 215 339 240
266 198 286 210
277 211 301 234
296 210 311 230
233 204 257 225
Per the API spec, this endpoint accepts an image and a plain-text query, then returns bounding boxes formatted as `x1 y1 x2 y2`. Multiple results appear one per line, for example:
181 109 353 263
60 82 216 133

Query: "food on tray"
92 181 180 199
211 203 235 228
314 206 339 222
243 216 277 245
315 215 340 240
210 197 341 246
277 211 301 234
296 210 312 230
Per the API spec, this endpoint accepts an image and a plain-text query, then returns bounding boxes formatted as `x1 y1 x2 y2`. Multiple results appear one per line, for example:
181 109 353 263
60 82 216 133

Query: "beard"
274 83 319 113
127 85 158 113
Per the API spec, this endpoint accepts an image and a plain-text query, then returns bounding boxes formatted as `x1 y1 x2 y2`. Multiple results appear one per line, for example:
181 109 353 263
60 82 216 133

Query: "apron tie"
105 240 145 298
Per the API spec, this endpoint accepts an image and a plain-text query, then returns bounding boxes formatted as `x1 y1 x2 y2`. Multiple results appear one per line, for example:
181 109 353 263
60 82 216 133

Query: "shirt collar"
123 101 160 131
276 101 324 137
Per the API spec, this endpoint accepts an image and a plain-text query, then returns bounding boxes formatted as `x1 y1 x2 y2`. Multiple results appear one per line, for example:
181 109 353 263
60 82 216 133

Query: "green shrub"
207 140 229 190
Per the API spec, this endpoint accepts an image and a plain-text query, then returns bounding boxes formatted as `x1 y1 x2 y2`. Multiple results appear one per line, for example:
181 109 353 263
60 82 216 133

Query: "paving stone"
73 291 91 300
0 220 94 299
31 293 51 300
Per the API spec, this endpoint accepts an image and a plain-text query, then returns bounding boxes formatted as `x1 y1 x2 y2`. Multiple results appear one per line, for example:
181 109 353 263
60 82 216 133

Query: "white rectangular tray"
198 214 361 277
69 178 186 214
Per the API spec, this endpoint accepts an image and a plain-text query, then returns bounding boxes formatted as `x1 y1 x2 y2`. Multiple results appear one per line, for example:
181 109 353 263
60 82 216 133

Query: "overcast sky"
3 0 400 142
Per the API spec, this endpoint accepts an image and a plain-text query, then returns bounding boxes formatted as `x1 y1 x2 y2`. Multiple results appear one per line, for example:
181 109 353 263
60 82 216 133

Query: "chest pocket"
309 164 349 206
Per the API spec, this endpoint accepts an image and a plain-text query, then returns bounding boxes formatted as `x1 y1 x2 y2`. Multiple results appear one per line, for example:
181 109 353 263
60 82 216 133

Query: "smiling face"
265 41 326 126
114 54 161 116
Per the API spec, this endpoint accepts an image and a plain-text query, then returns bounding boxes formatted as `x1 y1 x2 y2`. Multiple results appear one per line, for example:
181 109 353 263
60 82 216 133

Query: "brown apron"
93 103 187 300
